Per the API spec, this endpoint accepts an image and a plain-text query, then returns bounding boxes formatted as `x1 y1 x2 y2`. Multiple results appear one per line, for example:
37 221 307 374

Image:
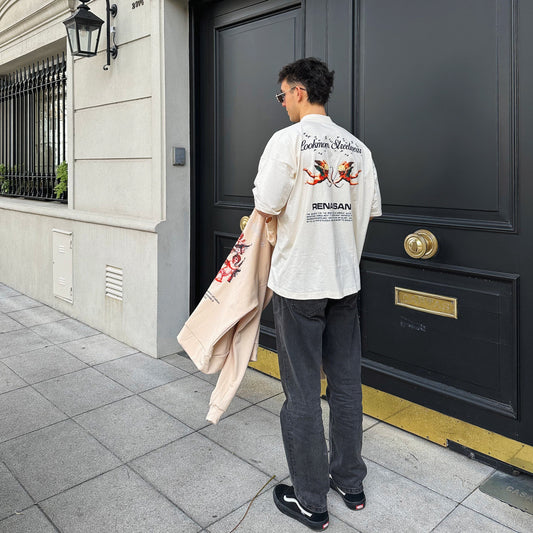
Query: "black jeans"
272 292 367 513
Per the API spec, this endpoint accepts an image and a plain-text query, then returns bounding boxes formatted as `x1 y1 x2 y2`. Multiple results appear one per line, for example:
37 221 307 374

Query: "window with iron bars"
0 54 67 202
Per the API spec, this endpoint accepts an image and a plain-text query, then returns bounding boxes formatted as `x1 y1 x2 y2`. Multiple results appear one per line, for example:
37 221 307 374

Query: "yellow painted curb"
249 347 533 473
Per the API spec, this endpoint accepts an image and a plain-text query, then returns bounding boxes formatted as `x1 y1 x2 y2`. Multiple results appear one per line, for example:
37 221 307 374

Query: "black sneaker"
329 475 366 510
273 484 329 530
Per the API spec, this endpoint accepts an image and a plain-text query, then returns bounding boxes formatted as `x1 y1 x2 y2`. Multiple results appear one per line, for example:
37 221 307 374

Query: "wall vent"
105 266 123 301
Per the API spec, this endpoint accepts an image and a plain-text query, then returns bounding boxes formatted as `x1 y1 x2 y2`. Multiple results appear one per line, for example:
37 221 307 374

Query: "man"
253 57 382 530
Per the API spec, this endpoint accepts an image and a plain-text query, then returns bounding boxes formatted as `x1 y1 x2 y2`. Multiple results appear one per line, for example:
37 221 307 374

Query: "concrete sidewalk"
0 281 532 533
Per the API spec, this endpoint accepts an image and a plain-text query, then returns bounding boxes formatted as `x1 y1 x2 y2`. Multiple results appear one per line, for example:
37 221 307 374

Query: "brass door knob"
404 229 438 259
240 216 250 231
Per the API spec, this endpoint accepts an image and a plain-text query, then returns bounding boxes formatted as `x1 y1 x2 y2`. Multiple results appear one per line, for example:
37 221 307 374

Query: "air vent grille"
105 265 123 301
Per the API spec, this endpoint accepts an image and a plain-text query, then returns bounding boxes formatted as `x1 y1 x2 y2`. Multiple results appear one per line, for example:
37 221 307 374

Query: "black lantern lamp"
64 0 118 70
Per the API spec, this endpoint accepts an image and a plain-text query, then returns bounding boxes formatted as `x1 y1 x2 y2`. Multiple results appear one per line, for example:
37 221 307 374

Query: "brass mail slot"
395 287 458 319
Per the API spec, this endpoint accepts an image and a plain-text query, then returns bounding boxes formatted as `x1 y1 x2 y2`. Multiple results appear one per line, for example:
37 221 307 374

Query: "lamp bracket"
103 1 118 70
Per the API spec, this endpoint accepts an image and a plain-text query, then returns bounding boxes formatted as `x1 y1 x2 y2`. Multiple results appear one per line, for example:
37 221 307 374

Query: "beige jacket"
177 210 276 424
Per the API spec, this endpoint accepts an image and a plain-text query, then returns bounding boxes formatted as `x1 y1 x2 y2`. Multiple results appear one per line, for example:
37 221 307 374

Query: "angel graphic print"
252 113 382 299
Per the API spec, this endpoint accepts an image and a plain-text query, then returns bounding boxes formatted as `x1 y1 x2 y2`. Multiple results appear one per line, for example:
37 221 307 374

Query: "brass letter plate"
395 287 458 319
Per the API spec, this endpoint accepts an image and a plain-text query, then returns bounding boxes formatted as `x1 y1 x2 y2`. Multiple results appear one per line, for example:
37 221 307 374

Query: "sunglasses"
275 86 306 103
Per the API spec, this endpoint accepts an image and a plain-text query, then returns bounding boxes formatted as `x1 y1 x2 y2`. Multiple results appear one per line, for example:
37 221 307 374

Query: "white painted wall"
0 206 159 354
156 0 190 355
0 0 191 357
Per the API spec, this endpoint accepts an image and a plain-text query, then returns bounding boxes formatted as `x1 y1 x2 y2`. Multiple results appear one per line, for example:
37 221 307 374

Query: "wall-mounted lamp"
63 0 118 70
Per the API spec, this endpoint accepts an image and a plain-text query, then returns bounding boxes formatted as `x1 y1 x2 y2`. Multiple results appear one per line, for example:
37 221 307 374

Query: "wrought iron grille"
0 54 67 202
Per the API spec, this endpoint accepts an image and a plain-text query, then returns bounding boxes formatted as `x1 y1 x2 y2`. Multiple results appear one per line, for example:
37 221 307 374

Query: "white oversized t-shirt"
252 114 382 300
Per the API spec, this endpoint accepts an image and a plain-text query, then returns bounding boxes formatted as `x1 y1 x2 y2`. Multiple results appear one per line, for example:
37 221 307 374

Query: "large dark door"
358 0 533 446
192 0 533 446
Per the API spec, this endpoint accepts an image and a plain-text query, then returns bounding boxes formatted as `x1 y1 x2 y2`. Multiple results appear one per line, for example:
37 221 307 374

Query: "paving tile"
0 362 26 394
0 506 57 533
207 485 361 533
362 423 494 502
74 395 193 462
0 462 33 520
130 432 269 528
201 405 288 479
328 459 456 533
31 318 99 344
463 488 533 533
162 352 200 373
234 368 285 403
8 306 66 327
433 504 516 532
0 420 121 502
0 313 25 334
141 374 251 430
0 387 67 443
0 284 20 298
95 352 187 393
59 333 138 365
0 295 41 313
41 465 201 533
362 415 381 432
3 345 88 384
0 329 50 359
198 367 284 403
256 392 285 415
33 367 132 416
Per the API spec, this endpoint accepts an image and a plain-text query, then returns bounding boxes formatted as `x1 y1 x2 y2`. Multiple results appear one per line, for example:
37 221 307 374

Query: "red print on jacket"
215 234 251 283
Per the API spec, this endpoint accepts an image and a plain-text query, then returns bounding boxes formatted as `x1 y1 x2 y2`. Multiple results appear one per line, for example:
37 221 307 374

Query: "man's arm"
253 130 297 216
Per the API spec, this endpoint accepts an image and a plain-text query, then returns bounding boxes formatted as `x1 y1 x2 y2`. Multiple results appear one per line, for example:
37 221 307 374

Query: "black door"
358 0 533 446
192 0 533 447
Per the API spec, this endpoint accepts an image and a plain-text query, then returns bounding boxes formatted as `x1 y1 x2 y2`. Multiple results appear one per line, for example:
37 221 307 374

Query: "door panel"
358 0 516 230
361 258 518 419
215 11 303 208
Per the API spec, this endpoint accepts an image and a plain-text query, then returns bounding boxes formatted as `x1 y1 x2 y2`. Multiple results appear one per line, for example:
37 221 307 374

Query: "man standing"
253 57 382 530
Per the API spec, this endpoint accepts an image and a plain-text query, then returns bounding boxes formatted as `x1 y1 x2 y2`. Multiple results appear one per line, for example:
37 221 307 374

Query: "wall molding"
0 0 75 50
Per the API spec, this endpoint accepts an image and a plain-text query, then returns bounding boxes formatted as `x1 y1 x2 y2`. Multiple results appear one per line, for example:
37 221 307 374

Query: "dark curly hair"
278 57 334 106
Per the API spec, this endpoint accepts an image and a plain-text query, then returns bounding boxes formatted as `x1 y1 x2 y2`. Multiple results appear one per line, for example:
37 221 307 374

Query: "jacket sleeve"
206 306 263 424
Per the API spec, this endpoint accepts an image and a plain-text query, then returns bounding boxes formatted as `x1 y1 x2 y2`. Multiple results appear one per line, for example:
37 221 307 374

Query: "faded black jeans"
272 292 367 513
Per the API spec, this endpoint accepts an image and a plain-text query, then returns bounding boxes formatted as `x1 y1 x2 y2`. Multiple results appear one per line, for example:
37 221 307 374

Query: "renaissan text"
312 203 351 210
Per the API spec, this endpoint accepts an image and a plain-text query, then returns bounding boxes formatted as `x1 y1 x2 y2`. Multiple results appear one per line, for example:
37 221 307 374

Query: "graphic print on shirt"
215 234 251 283
335 162 361 186
301 133 363 223
303 160 331 185
301 133 362 186
304 160 361 188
